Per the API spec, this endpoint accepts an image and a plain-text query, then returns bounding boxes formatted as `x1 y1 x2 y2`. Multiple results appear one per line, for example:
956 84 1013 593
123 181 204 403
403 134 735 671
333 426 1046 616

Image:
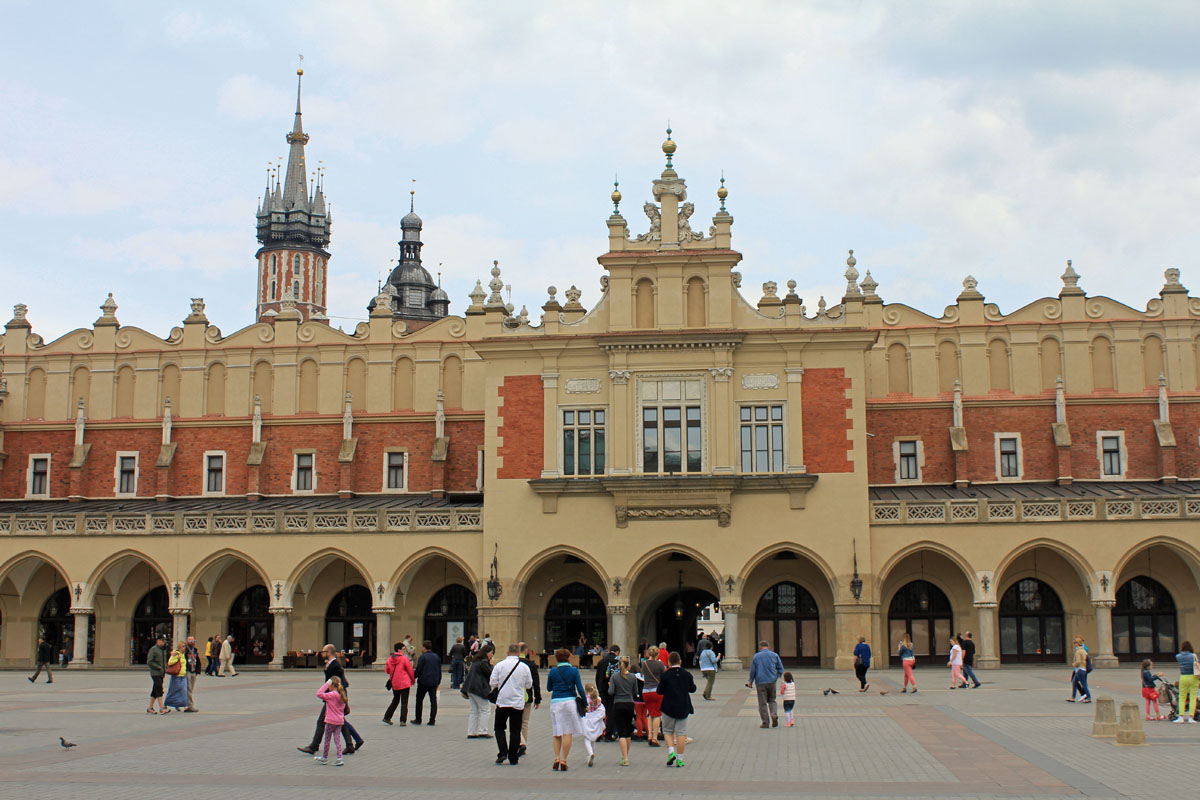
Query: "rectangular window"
294 452 314 492
997 435 1021 479
898 440 920 481
205 454 225 494
562 408 606 476
740 405 784 473
117 455 138 495
639 378 704 474
1101 435 1122 476
386 451 407 490
28 455 49 497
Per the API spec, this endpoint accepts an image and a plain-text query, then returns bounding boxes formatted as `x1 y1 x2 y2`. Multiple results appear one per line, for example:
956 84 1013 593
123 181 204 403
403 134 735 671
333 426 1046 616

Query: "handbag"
487 661 517 704
384 677 392 690
166 659 181 676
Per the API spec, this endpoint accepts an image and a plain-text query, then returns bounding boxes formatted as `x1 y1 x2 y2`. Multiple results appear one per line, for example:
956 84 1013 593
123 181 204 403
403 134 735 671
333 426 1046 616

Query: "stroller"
1154 675 1199 722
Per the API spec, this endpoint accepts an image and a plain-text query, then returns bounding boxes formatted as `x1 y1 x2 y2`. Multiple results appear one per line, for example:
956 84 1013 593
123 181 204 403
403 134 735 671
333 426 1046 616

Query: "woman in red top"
383 642 415 725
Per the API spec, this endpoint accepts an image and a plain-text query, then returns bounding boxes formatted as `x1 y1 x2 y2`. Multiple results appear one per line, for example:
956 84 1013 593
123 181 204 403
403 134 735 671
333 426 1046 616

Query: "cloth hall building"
1 76 1199 672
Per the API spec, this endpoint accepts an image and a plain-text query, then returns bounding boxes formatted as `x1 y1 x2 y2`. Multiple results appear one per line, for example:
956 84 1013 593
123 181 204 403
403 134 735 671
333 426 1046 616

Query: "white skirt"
550 698 582 737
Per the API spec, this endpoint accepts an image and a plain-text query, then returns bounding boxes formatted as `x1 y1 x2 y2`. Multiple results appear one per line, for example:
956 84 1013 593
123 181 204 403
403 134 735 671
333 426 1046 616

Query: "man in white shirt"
489 643 533 765
219 635 237 677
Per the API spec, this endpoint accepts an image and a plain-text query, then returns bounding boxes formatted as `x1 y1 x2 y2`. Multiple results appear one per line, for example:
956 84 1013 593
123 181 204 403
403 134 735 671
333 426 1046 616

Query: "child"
582 683 606 768
315 676 349 766
948 637 964 689
1142 659 1165 720
781 672 797 727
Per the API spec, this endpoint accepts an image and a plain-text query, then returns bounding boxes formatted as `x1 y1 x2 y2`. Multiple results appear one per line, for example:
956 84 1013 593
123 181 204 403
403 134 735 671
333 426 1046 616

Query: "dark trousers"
384 687 410 723
310 702 362 749
450 660 465 689
854 663 869 689
30 661 53 682
961 664 980 687
1071 668 1091 700
601 694 615 739
414 684 438 722
205 656 218 676
494 705 523 764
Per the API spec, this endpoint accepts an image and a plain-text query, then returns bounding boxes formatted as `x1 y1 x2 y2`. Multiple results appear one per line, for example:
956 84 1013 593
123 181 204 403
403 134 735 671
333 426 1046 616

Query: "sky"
3 1 1200 341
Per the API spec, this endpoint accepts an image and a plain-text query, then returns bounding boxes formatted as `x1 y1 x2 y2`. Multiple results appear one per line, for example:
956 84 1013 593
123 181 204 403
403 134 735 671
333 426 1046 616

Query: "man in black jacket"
298 644 365 755
958 632 982 689
517 641 541 756
412 640 442 726
28 636 54 684
595 644 620 741
448 636 468 690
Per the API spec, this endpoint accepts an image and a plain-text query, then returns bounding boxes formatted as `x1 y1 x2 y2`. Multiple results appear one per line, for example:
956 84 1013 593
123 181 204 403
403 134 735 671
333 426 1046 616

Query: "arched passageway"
543 582 606 655
755 581 820 666
131 585 171 664
325 585 375 663
999 579 1065 664
423 584 477 658
887 580 952 666
228 585 272 664
1112 576 1177 662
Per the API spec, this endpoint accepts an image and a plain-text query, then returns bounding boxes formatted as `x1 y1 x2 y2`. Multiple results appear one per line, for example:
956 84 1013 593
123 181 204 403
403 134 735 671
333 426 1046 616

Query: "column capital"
972 602 998 609
269 607 293 616
69 607 95 616
606 604 630 615
720 603 742 613
372 606 396 615
1091 600 1116 608
168 607 192 616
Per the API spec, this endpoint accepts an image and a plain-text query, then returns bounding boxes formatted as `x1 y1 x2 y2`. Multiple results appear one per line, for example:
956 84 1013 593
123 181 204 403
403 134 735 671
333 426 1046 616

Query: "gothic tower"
255 68 331 323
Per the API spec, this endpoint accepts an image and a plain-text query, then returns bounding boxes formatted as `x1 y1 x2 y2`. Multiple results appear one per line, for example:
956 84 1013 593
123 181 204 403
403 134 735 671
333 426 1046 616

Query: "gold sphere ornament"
297 68 304 76
611 188 622 203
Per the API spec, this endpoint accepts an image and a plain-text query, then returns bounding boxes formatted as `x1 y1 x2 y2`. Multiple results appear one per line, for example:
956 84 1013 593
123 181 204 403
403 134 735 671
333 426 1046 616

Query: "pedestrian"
382 642 414 726
582 683 606 767
402 634 416 661
656 650 696 768
698 641 718 701
1175 641 1198 723
640 645 666 745
165 640 189 711
853 635 871 692
219 634 237 677
517 642 541 757
898 633 917 693
298 644 364 755
204 636 218 676
464 648 494 738
749 640 784 728
28 636 54 684
467 634 479 656
607 656 639 767
948 636 964 689
449 635 468 690
182 636 201 712
490 643 533 765
657 642 670 669
546 647 585 771
781 671 796 727
1141 659 1166 721
146 633 168 715
412 639 442 726
314 676 348 766
959 632 982 688
595 644 620 741
684 639 696 668
1068 636 1091 703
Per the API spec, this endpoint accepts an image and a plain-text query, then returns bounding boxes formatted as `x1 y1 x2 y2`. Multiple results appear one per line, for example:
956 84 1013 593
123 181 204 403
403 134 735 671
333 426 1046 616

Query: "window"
293 452 315 492
27 455 50 497
995 434 1022 480
1098 431 1125 478
384 450 408 491
639 378 703 474
203 452 225 495
293 254 301 269
269 254 276 270
740 405 784 473
270 280 276 299
292 280 300 298
894 439 922 482
115 453 138 495
562 408 606 475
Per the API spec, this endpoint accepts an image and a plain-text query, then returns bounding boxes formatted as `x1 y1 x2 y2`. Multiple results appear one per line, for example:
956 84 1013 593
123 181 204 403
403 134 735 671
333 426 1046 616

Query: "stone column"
1093 601 1118 668
974 603 999 669
608 605 629 656
720 604 743 670
269 609 291 670
69 609 92 668
374 607 395 669
171 611 190 646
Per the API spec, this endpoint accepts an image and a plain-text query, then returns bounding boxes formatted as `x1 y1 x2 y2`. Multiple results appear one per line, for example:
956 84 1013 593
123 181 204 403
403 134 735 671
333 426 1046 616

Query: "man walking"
204 636 218 676
299 644 364 754
490 643 533 765
449 636 468 690
595 644 620 741
412 639 442 726
146 633 167 714
749 640 784 728
657 651 696 767
699 639 719 700
184 635 202 711
28 636 54 684
218 634 237 677
959 632 982 688
517 642 541 756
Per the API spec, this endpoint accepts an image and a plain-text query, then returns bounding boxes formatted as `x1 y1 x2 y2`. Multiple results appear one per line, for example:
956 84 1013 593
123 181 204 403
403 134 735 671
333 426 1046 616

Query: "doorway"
325 585 375 663
227 585 273 664
131 585 171 664
888 580 952 666
755 581 820 666
999 579 1065 664
424 584 478 658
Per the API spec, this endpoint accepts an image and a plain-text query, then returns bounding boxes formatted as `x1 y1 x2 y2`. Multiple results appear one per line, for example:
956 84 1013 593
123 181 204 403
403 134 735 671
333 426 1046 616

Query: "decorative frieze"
741 373 780 390
565 378 602 394
869 493 1200 526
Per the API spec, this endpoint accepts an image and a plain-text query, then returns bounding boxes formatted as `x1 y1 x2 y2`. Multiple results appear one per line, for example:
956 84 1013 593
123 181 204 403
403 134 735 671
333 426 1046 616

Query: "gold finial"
611 174 622 213
410 178 415 212
662 124 676 168
297 54 304 76
717 170 727 211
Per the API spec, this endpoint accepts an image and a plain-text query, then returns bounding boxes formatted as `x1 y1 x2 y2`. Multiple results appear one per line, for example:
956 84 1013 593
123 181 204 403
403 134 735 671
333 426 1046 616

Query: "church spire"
282 67 310 211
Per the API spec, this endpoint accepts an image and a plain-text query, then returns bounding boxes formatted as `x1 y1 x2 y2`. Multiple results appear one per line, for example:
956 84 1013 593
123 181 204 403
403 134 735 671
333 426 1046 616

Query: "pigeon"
59 737 76 749
879 690 889 696
823 688 839 696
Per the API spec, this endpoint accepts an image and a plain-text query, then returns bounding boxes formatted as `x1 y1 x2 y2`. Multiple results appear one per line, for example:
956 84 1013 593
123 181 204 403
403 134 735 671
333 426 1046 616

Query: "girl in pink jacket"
316 677 349 765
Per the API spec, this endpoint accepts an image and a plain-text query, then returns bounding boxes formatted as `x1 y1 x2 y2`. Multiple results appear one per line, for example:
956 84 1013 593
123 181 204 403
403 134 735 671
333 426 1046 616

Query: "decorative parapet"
870 494 1200 525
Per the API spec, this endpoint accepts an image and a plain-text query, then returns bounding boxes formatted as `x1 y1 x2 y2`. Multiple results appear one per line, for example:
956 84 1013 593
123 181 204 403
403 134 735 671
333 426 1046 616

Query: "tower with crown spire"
367 188 450 322
255 67 332 323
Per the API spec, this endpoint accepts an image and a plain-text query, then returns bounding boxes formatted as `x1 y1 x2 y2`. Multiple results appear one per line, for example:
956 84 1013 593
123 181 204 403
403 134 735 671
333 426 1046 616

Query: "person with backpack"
1068 635 1092 703
595 645 620 741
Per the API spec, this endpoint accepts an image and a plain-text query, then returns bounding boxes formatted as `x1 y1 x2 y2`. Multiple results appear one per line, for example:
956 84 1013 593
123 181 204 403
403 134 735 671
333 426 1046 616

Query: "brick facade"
496 375 544 480
801 368 854 474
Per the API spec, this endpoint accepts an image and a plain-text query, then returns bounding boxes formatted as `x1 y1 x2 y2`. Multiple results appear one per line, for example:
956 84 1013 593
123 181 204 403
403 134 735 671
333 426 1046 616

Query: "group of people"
203 634 238 677
144 633 203 714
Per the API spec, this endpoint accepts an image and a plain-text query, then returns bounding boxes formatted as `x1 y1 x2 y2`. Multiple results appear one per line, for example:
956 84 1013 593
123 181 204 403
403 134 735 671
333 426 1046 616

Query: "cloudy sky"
4 1 1199 341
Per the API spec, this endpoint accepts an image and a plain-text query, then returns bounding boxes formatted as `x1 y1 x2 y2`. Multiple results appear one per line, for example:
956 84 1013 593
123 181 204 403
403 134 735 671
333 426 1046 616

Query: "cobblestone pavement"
0 665 1195 799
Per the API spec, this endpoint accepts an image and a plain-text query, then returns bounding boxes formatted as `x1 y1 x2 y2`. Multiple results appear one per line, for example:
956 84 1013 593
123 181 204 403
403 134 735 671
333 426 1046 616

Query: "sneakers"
675 757 686 767
382 719 393 725
335 758 344 766
1187 718 1198 724
314 756 327 764
1173 716 1188 723
666 753 677 767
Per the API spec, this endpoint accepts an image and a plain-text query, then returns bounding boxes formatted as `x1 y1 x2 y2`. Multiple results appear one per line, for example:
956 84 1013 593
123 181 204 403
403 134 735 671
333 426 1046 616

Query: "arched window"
345 358 366 412
887 580 952 665
270 254 276 271
293 280 300 299
1142 335 1164 388
756 581 820 665
887 343 910 394
544 582 606 652
227 584 272 665
686 277 706 328
298 359 319 413
635 278 655 329
393 358 414 411
293 254 301 269
988 340 1010 392
442 355 463 409
1113 576 1176 661
999 579 1065 664
424 584 478 658
205 363 226 416
1091 336 1114 390
131 585 171 664
115 365 135 418
325 585 375 664
1040 338 1062 391
937 341 958 393
26 367 47 419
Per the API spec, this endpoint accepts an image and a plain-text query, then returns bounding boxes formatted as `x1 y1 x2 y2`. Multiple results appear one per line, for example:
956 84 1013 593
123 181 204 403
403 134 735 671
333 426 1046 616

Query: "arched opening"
393 358 414 411
887 343 910 394
39 587 94 665
630 549 722 664
887 580 952 666
325 585 374 663
115 365 135 418
26 367 47 420
160 364 181 410
252 361 273 414
442 356 463 409
518 551 607 661
1113 576 1176 662
423 584 478 659
205 363 226 416
755 581 820 666
298 359 319 413
1040 338 1062 391
227 585 272 665
685 277 706 328
937 341 958 393
346 358 366 411
1091 336 1114 390
635 278 655 329
652 578 719 666
999 579 1065 664
71 365 91 413
131 585 171 664
1143 335 1165 388
988 340 1010 392
543 582 606 655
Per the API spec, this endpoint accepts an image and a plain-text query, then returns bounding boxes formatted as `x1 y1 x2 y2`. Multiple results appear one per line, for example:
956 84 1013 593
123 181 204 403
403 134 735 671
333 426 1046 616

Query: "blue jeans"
961 664 980 686
1071 668 1091 700
450 660 464 689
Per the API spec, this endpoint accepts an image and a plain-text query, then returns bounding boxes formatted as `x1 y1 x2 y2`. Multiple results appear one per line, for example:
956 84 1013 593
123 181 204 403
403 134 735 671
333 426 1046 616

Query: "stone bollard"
1116 701 1146 745
1091 696 1117 737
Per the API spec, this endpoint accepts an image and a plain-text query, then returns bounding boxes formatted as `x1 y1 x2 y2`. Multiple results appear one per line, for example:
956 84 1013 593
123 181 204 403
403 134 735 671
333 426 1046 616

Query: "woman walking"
948 637 964 689
382 642 414 725
1068 636 1091 703
165 640 189 712
640 645 666 746
852 635 872 692
898 633 917 693
1175 641 1198 723
464 649 494 738
546 647 586 771
608 656 640 767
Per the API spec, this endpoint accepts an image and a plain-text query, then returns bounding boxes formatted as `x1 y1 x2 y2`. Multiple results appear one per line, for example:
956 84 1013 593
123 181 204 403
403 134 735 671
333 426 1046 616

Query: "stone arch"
205 361 226 416
634 277 656 329
513 545 611 604
737 542 839 600
184 548 272 608
887 342 910 394
0 550 73 602
25 367 47 419
738 543 840 667
114 364 136 418
1091 335 1114 390
84 549 170 606
251 359 273 413
994 538 1096 598
159 362 181 410
393 357 414 411
70 364 91 412
389 546 481 601
516 547 611 654
284 548 374 607
1112 536 1200 590
875 540 978 599
345 356 366 411
626 543 722 598
1039 336 1062 391
685 275 706 328
1142 334 1165 388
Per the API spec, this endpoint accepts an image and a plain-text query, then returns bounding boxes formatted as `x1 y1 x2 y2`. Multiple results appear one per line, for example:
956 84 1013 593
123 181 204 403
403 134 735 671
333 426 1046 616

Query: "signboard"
352 623 364 638
447 621 465 645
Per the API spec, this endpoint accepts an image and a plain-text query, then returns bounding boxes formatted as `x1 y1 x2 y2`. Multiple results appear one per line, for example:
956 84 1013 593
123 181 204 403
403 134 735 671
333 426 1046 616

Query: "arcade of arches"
0 538 1197 671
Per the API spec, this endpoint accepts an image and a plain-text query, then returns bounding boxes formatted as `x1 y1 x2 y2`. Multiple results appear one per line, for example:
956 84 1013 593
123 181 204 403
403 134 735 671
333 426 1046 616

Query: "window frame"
994 433 1023 481
560 405 608 477
635 375 707 475
893 438 923 483
382 448 410 493
738 403 786 474
26 453 51 498
114 451 139 497
202 451 226 496
1097 430 1126 480
292 449 317 494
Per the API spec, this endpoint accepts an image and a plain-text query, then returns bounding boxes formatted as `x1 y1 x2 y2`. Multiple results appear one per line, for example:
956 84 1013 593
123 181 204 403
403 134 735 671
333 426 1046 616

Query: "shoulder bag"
487 661 518 704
